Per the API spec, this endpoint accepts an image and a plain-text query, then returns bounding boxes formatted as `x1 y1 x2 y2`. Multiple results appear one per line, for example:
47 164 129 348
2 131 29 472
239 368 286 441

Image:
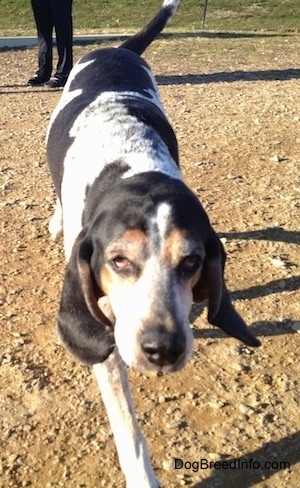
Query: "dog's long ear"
193 233 261 347
57 228 115 365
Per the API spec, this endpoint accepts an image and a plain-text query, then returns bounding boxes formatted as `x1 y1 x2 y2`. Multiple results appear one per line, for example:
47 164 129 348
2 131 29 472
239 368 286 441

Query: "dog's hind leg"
93 349 159 488
49 198 63 241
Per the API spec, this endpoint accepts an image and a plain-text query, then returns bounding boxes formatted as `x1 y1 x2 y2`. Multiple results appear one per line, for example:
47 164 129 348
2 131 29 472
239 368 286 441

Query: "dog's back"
46 47 176 196
47 0 180 197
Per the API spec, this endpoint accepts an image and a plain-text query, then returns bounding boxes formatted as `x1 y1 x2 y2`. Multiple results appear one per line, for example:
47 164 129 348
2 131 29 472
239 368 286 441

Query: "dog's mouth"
122 343 192 375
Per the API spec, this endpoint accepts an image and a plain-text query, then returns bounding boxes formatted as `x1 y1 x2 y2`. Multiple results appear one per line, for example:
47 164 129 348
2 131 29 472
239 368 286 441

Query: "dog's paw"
49 200 63 240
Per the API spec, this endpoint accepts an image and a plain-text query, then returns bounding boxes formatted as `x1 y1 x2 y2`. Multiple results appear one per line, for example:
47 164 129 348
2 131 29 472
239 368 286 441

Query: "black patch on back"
47 48 178 199
126 99 179 165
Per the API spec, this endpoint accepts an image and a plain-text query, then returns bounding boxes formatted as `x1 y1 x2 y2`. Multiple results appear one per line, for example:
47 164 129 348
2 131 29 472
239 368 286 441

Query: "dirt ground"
0 33 299 488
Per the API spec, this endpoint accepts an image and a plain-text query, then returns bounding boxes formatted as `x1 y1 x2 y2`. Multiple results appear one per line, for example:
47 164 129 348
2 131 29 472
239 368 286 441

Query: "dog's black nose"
141 328 185 366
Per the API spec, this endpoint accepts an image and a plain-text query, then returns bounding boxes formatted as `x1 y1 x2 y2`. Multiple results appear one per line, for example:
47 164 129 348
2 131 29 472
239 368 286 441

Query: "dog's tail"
120 0 180 55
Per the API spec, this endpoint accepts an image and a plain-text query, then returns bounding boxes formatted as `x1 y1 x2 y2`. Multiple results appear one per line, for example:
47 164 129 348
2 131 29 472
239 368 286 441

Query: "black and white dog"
46 0 260 486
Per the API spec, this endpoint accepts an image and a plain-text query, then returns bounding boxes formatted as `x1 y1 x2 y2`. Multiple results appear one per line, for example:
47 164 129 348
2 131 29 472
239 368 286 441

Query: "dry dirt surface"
0 33 300 488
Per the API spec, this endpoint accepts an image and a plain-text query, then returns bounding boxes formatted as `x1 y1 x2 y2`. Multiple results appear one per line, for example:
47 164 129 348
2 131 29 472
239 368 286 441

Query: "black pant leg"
31 0 53 78
51 0 73 78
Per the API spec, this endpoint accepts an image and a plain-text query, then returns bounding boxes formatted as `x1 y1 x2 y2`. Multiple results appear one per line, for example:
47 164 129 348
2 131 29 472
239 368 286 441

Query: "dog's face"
57 173 260 371
98 202 203 372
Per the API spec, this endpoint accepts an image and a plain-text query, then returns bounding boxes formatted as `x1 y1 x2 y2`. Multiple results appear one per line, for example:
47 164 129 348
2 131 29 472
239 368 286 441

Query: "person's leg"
28 0 53 83
51 0 73 83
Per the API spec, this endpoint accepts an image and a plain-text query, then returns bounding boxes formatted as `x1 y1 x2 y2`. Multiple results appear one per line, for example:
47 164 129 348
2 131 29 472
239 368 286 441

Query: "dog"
46 1 260 486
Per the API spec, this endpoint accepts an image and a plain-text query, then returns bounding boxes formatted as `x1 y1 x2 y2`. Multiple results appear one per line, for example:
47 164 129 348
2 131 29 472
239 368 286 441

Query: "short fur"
46 1 260 486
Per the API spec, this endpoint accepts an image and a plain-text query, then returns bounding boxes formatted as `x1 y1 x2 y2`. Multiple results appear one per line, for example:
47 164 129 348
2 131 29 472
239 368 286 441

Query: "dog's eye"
178 254 201 277
183 255 199 268
112 256 131 270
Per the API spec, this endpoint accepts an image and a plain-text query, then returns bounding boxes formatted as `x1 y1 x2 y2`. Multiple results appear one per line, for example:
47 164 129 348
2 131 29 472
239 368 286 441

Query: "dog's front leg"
93 349 160 488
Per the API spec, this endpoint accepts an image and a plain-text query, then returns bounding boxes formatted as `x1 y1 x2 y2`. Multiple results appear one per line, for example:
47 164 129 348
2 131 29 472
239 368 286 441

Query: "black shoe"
45 76 67 88
27 74 49 86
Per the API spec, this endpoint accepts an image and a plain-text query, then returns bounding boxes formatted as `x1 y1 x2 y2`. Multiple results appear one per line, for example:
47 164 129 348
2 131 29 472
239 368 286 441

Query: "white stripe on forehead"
152 202 172 242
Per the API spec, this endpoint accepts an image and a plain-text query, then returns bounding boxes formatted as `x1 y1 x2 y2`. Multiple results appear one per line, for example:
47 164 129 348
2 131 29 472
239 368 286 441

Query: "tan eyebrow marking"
105 229 149 259
162 229 190 265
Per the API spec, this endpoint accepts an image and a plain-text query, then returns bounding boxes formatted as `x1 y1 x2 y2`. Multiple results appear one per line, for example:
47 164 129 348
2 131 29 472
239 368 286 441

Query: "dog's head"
57 173 260 372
